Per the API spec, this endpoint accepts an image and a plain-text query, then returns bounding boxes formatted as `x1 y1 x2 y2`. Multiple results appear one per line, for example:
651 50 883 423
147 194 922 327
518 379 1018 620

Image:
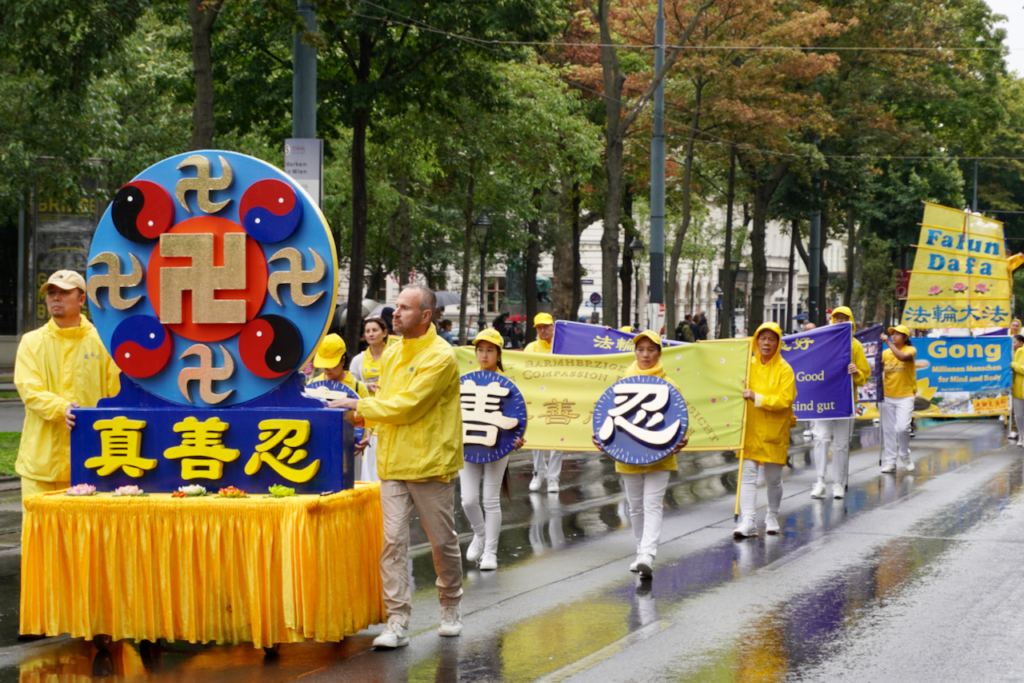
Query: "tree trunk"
844 203 856 306
740 158 789 333
620 185 633 327
552 179 577 321
719 145 735 340
457 165 475 345
571 181 584 320
665 78 703 336
395 169 412 287
787 219 797 334
344 31 373 354
187 0 223 150
524 189 542 344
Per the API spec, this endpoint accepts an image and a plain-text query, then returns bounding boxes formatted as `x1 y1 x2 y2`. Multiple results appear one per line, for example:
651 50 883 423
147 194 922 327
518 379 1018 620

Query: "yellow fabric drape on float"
20 484 385 649
902 202 1014 329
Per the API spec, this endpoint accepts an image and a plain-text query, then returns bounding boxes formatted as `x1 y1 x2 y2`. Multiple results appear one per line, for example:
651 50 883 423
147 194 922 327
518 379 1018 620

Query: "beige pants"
21 478 70 512
379 479 463 628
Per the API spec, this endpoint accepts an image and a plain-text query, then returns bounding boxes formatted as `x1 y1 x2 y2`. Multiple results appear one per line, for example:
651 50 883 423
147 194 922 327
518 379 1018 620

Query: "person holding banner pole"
1011 334 1024 446
879 325 917 474
591 331 688 577
734 322 797 538
460 329 526 570
810 307 871 499
524 313 563 493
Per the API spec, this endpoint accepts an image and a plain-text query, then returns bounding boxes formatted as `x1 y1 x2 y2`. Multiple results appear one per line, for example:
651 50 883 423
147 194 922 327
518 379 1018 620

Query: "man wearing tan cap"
14 270 120 502
523 312 562 493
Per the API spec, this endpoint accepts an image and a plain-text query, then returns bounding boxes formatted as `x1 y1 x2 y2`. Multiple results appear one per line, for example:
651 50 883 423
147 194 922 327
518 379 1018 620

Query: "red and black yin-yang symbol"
111 180 175 243
110 315 174 378
239 314 302 379
239 179 303 243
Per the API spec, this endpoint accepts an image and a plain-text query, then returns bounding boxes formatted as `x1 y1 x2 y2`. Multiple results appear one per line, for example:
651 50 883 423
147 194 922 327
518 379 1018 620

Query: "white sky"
988 0 1024 75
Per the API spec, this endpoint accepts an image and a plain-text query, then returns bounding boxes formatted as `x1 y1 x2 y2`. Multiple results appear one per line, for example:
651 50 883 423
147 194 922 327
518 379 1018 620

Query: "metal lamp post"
629 236 644 330
713 283 723 339
475 211 491 334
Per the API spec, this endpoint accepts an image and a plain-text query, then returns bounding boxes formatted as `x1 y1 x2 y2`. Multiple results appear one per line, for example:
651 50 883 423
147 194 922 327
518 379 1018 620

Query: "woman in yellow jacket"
1011 335 1024 447
735 322 797 538
879 325 916 473
592 330 688 577
460 329 526 570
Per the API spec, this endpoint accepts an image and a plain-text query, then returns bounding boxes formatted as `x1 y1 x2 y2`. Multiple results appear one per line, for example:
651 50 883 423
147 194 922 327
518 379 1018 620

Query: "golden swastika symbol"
267 247 326 307
87 252 143 310
159 232 247 325
176 154 233 214
178 343 235 404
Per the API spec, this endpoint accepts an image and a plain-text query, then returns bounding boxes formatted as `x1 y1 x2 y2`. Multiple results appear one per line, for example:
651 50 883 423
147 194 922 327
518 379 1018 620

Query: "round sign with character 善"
460 371 527 464
593 375 688 465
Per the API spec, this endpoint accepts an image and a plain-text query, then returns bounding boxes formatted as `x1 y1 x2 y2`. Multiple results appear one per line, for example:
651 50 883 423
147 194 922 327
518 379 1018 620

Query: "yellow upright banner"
902 203 1013 329
455 339 751 452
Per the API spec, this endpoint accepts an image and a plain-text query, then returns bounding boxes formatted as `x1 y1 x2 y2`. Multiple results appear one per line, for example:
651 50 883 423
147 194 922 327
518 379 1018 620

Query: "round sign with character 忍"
460 371 527 464
593 375 688 465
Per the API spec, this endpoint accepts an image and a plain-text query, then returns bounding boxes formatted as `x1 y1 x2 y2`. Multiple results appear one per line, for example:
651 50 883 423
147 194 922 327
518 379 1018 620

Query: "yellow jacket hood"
752 322 784 363
831 306 854 325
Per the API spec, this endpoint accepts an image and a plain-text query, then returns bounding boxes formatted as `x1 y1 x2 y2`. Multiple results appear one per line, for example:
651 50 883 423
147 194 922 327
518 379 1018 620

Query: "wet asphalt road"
2 419 1023 682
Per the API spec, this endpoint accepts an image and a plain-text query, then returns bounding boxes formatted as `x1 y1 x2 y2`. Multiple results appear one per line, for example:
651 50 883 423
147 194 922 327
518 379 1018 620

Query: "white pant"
880 396 914 465
738 458 782 523
621 471 671 557
533 450 563 481
359 434 380 483
1013 398 1024 435
459 457 509 554
811 418 854 486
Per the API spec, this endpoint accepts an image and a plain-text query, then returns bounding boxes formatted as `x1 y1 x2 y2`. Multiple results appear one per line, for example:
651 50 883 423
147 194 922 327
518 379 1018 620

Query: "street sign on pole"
284 138 323 208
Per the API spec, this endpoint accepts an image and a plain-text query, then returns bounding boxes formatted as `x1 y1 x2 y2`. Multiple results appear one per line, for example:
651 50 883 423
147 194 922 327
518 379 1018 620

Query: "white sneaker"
1011 431 1019 440
881 463 896 474
479 552 497 571
832 484 845 499
466 535 484 563
765 513 780 535
1018 437 1024 448
636 554 654 577
547 477 559 494
733 518 757 538
810 481 826 499
373 621 410 649
438 605 462 637
629 558 640 573
529 473 544 492
901 455 915 472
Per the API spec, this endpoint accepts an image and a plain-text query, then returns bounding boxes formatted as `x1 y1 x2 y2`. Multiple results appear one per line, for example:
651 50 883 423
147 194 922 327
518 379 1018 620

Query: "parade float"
19 151 385 651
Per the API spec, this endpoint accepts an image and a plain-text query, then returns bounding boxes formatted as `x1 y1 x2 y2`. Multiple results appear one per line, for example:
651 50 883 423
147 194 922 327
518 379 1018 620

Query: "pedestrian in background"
350 316 390 483
15 271 120 504
524 313 563 493
879 324 917 473
734 322 796 538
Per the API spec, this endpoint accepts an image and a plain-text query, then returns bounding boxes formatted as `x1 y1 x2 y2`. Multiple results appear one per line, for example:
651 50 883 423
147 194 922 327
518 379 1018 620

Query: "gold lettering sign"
178 344 235 404
87 252 143 310
267 247 326 307
176 155 233 214
159 233 247 325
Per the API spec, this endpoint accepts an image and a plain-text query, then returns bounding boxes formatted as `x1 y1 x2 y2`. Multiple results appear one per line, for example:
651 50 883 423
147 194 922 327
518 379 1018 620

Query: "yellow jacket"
743 322 797 465
15 317 121 482
615 360 682 475
357 324 464 480
523 338 551 354
1012 346 1024 399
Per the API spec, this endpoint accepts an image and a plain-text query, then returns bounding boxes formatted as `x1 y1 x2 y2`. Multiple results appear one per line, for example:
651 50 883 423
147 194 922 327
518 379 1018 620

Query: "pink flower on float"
112 485 143 497
928 286 942 296
975 283 989 293
66 484 96 496
952 282 967 293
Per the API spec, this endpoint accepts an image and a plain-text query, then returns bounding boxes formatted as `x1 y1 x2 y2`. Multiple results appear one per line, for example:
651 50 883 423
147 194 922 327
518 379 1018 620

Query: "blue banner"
912 336 1012 416
780 324 855 420
551 320 685 355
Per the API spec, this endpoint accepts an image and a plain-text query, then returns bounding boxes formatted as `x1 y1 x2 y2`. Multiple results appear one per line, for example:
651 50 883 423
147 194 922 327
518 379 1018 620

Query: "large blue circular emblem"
460 371 527 465
86 151 337 407
593 375 688 465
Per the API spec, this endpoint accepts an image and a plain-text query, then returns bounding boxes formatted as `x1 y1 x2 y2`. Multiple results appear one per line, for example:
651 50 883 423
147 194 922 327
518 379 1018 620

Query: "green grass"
0 392 18 399
0 433 18 476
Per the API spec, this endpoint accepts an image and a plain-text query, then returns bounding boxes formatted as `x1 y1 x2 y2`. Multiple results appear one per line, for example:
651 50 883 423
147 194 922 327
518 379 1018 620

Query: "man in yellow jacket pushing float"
14 270 120 503
331 284 464 650
735 322 797 538
809 306 871 500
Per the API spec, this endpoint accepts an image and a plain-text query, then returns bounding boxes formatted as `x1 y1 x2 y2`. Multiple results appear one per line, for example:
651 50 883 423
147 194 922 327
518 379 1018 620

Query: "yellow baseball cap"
313 334 346 368
632 330 663 348
619 325 633 333
887 325 912 337
39 269 86 294
472 329 505 348
533 313 554 327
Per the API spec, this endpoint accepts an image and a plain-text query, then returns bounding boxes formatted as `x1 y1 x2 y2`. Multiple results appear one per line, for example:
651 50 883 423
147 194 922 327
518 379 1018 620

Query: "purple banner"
854 324 883 404
551 320 684 355
780 324 855 420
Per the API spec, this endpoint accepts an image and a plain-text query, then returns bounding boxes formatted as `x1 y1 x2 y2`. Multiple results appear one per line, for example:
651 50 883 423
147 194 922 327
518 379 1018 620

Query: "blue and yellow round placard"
593 375 687 464
460 371 527 464
86 151 337 407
